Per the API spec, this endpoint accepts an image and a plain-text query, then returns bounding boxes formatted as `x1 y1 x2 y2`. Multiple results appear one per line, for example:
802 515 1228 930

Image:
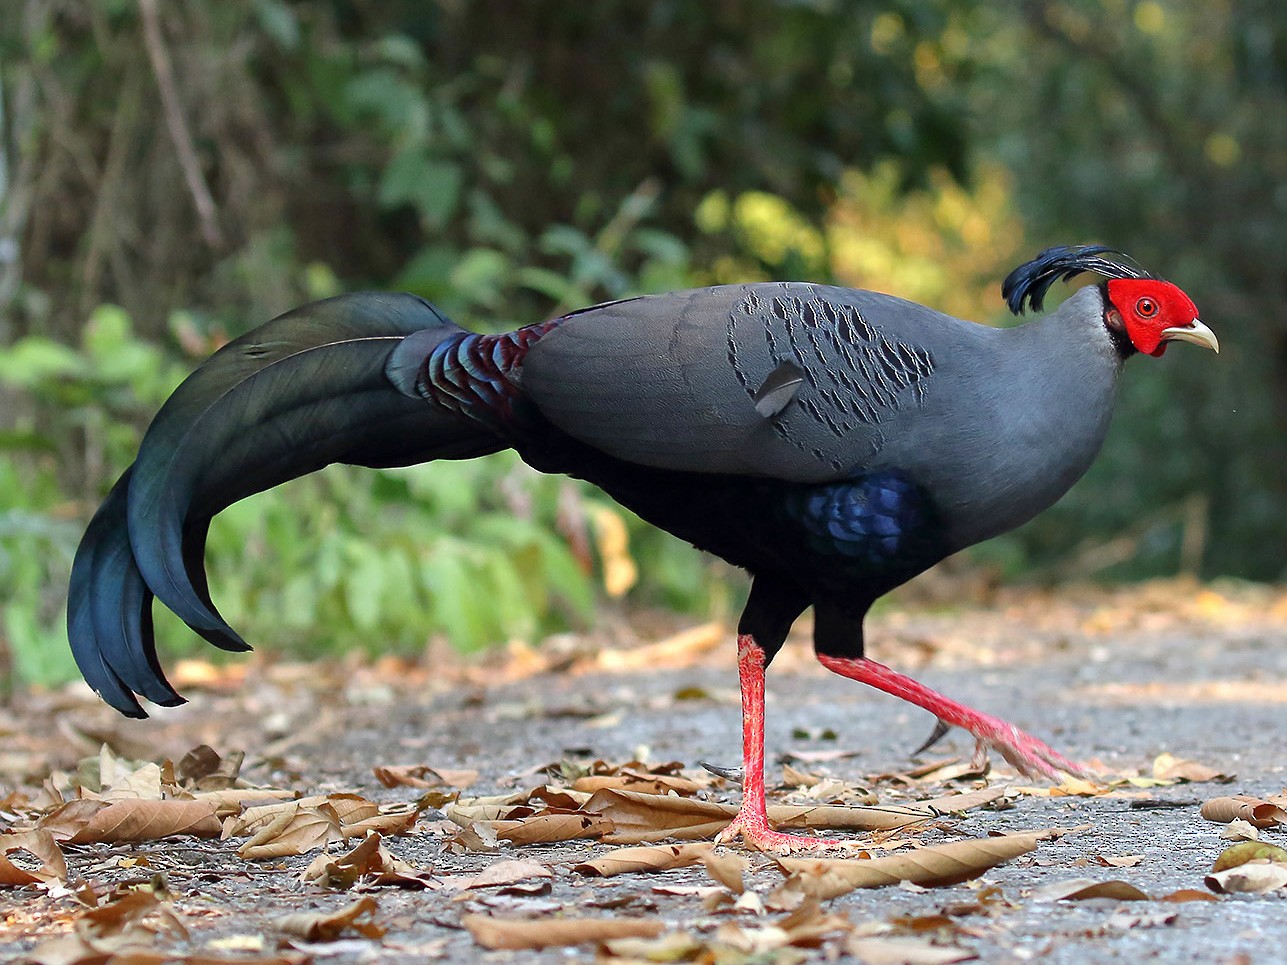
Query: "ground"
2 579 1285 962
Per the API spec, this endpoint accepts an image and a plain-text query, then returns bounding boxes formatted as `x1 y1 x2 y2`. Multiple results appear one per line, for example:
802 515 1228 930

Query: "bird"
66 244 1217 852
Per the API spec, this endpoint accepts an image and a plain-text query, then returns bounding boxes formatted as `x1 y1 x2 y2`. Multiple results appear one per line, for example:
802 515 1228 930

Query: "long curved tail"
68 292 506 717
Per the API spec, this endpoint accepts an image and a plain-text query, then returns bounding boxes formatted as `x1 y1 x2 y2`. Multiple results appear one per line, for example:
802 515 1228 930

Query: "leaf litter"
3 586 1285 960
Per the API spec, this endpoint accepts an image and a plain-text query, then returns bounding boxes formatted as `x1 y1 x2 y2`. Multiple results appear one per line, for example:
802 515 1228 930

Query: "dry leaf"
1205 861 1287 894
455 858 553 890
1220 819 1259 841
776 895 852 945
76 888 188 943
188 788 297 818
575 843 713 877
1200 796 1286 828
572 771 705 796
0 830 68 885
909 760 988 784
492 809 613 844
52 798 221 844
96 761 165 802
338 801 419 839
236 800 343 860
777 831 1046 898
585 788 944 845
373 764 477 789
447 821 501 853
1151 753 1232 783
462 913 665 950
593 621 724 671
702 850 749 893
275 896 384 941
783 764 823 787
916 787 1010 814
1161 888 1220 903
1032 878 1150 901
845 936 977 964
602 931 707 961
301 833 438 890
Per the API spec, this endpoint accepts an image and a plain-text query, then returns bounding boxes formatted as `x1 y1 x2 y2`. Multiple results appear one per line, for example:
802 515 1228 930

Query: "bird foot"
959 714 1090 781
716 808 845 854
818 656 1090 783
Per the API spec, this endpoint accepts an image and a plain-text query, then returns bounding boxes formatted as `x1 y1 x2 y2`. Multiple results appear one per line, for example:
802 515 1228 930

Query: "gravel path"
2 582 1284 962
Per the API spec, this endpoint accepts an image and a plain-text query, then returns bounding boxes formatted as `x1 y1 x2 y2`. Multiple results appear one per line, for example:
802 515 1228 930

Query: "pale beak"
1161 319 1219 353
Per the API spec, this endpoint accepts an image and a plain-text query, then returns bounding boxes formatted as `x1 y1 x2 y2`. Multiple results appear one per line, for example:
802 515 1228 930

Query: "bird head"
1102 278 1217 357
1001 245 1218 357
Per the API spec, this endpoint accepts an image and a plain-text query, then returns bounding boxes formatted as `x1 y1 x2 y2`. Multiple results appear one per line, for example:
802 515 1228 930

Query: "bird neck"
926 286 1126 551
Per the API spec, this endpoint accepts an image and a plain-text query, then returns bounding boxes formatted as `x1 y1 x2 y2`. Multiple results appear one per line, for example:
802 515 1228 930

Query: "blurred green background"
1 0 1283 688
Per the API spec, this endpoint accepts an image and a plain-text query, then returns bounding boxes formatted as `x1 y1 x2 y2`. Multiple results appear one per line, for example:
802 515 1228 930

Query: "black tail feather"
68 470 182 716
68 292 504 716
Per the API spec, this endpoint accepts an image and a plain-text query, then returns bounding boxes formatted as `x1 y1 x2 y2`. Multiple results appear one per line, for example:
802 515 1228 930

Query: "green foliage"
0 0 1282 692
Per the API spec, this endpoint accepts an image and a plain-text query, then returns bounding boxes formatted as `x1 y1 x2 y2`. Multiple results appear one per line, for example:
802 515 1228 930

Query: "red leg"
817 655 1088 780
716 635 843 852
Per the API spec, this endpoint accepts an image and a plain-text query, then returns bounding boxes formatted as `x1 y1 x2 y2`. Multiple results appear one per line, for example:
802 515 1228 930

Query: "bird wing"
520 282 957 482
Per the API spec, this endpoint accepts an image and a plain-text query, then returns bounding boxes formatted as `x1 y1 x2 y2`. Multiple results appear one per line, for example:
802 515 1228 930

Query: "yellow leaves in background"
698 161 1024 326
588 504 637 598
828 162 1024 323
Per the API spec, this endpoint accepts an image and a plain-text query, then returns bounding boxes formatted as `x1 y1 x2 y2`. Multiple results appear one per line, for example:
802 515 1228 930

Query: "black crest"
1002 245 1153 316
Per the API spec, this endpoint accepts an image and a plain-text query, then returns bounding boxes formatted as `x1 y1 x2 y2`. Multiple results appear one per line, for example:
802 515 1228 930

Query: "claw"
913 718 953 756
699 760 744 784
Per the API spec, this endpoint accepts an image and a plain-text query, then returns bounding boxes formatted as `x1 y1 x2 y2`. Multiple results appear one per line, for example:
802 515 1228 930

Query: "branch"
138 0 223 248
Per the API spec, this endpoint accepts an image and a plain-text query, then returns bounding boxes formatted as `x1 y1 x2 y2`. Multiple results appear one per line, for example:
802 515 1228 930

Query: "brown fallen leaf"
1199 795 1286 828
585 788 944 845
845 935 977 964
602 931 707 962
1151 753 1232 783
776 831 1047 898
76 888 188 943
1011 776 1106 797
94 760 165 802
593 621 725 671
446 820 501 853
574 843 714 877
301 832 438 890
702 849 749 893
373 764 478 789
0 830 68 885
338 801 420 839
1032 878 1150 901
176 744 246 791
1205 861 1287 894
782 763 824 787
186 788 297 818
909 759 988 784
492 809 614 845
572 771 705 797
463 913 665 950
453 858 554 890
275 896 385 941
236 800 343 860
48 798 222 844
916 787 1011 815
1220 818 1260 841
775 895 853 946
1161 888 1220 903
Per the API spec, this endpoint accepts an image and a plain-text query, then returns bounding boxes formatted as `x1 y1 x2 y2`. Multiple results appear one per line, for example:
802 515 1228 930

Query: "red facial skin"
1105 278 1201 357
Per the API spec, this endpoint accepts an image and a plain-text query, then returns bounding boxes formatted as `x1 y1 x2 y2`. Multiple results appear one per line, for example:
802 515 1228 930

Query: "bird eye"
1136 297 1158 318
